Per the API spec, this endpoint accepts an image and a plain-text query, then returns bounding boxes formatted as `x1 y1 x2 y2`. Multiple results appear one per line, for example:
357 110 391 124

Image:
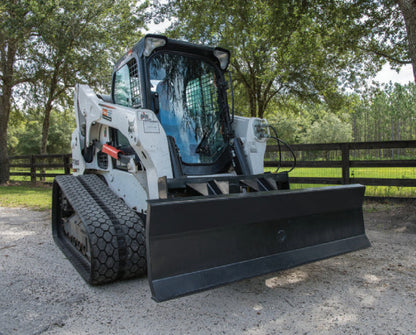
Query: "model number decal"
143 121 160 133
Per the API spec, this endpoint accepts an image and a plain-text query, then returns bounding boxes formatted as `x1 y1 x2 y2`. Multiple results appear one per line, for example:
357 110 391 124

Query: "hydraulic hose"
267 125 297 173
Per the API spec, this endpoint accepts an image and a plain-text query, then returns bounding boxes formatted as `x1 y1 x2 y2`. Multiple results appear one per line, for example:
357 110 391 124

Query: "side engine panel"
71 84 174 211
232 116 268 174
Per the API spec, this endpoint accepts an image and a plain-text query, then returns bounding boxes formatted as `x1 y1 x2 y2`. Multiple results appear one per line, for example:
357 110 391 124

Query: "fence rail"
265 140 416 189
9 154 71 182
8 140 416 196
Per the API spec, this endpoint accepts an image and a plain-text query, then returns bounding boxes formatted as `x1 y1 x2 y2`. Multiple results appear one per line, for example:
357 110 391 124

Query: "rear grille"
97 151 108 169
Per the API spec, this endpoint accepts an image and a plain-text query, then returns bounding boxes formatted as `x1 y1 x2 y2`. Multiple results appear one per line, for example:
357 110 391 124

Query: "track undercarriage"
52 174 146 284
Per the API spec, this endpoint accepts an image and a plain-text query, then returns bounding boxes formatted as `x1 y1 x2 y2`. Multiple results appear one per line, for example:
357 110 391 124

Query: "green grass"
0 184 52 211
1 166 415 212
10 168 65 183
269 166 416 179
267 166 416 198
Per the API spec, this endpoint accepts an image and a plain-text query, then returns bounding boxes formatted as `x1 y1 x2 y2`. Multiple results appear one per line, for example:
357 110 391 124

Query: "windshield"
148 52 227 164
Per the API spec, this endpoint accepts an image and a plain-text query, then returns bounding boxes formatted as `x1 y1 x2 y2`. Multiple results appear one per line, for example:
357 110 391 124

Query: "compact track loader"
52 35 370 302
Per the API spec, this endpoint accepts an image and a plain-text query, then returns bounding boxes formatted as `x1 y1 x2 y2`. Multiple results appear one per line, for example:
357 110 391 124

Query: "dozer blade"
146 184 370 302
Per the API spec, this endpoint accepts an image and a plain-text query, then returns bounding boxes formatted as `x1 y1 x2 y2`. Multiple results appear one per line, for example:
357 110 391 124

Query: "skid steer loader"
52 34 370 302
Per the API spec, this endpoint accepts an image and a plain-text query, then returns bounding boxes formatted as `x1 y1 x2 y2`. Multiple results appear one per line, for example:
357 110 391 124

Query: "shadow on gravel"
0 206 415 335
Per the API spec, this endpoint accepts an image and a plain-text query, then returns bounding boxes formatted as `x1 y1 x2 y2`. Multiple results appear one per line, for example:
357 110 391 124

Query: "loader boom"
52 34 370 302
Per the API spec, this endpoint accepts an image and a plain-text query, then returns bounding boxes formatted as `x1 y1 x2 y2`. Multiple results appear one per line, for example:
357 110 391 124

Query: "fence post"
341 144 350 184
63 155 70 175
30 155 36 183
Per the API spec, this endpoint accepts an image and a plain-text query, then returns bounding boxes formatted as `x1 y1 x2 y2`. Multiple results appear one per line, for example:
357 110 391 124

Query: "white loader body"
52 35 369 302
71 84 268 211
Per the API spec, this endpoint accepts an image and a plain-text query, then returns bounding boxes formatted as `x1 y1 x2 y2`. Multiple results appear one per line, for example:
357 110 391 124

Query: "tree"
301 112 353 144
0 0 38 183
156 0 394 119
340 1 415 84
1 0 148 182
29 0 148 155
8 108 75 156
397 0 416 83
351 82 416 143
7 108 25 156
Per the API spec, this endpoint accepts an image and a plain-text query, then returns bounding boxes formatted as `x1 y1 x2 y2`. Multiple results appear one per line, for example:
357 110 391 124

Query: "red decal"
102 144 123 159
99 103 116 109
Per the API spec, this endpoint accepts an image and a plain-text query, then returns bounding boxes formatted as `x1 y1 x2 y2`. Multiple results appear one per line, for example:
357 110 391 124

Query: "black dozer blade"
146 184 370 302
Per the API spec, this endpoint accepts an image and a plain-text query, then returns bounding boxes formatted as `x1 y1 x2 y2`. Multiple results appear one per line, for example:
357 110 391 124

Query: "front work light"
213 48 230 70
143 36 167 57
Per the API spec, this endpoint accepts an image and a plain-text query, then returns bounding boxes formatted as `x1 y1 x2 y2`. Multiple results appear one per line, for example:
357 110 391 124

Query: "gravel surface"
0 202 415 335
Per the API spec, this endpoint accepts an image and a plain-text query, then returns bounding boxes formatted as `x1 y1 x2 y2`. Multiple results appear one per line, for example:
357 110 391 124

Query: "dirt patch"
0 204 415 335
364 200 416 234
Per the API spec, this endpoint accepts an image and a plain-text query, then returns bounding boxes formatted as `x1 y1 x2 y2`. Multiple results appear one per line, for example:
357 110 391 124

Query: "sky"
373 63 414 85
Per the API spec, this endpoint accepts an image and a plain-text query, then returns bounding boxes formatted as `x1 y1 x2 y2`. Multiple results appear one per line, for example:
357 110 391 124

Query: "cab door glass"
114 64 130 106
114 59 141 107
148 53 226 164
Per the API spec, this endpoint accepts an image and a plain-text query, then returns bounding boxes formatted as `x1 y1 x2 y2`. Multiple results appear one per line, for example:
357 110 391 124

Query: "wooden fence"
8 140 416 191
9 154 72 182
265 140 416 188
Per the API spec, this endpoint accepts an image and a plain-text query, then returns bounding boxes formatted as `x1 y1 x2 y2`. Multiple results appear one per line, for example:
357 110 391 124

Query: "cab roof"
113 34 230 72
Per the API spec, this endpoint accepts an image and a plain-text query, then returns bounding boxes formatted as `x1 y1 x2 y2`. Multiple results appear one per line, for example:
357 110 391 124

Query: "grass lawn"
269 166 416 179
10 168 65 183
0 184 52 211
0 166 415 212
267 166 416 197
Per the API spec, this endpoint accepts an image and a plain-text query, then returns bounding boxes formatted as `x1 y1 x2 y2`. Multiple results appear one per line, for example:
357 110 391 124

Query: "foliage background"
3 0 416 158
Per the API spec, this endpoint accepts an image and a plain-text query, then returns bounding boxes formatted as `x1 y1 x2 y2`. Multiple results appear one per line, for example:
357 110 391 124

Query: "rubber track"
52 174 146 285
79 175 146 279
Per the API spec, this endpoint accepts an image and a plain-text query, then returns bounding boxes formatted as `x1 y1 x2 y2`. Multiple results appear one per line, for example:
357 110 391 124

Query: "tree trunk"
0 87 11 184
41 102 53 155
257 88 267 120
0 41 17 183
0 112 10 184
248 93 256 117
258 106 264 119
39 102 53 182
397 0 416 84
391 115 395 158
41 61 61 155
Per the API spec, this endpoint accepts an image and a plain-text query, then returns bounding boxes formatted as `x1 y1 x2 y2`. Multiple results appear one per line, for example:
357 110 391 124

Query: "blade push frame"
146 184 370 302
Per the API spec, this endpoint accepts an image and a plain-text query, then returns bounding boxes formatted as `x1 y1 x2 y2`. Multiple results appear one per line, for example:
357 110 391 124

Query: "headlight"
213 48 230 70
143 35 167 57
253 119 269 140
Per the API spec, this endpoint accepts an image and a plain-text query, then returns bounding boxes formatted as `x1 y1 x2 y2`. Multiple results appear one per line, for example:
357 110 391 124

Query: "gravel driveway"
0 202 415 335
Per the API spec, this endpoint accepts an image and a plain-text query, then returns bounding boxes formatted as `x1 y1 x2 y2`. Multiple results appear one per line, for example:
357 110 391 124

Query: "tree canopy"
1 0 415 183
154 0 413 119
0 0 148 182
159 1 347 117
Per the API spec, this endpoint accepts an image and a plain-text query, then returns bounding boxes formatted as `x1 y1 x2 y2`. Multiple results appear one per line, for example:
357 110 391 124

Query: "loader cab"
111 35 235 176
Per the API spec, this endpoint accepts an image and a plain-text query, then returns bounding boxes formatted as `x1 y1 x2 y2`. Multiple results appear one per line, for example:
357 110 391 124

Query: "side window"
114 65 130 106
115 129 130 149
113 58 141 107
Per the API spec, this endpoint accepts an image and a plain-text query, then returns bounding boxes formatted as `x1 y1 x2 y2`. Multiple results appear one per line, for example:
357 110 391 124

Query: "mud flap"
146 184 370 302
